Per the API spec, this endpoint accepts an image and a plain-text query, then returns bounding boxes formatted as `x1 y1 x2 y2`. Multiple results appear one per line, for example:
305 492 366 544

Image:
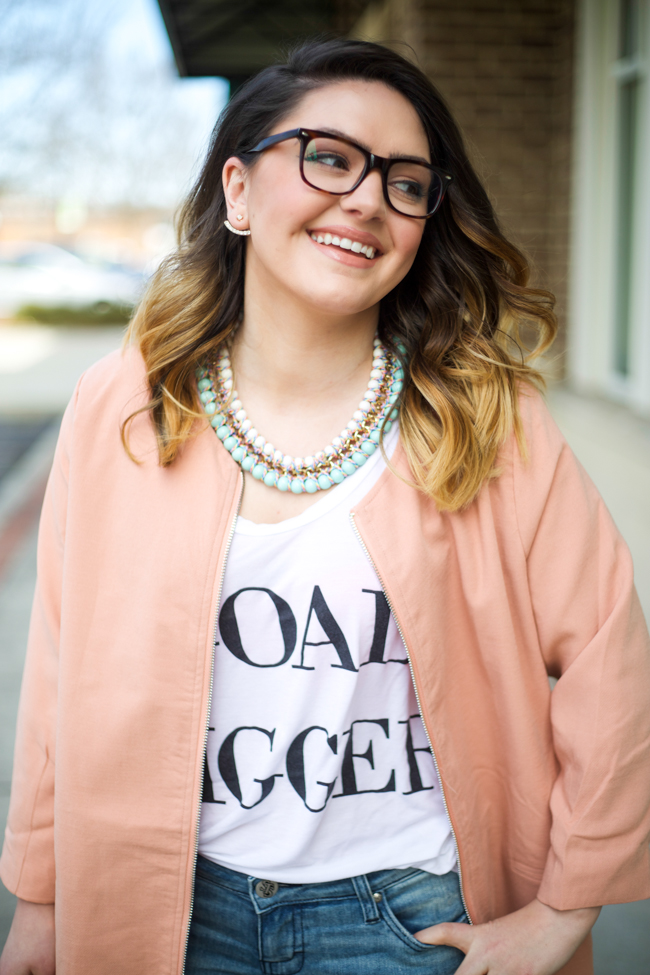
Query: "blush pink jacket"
1 346 650 975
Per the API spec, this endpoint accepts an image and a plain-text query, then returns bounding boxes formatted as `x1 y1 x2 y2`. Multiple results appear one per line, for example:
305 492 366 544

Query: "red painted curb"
0 477 48 583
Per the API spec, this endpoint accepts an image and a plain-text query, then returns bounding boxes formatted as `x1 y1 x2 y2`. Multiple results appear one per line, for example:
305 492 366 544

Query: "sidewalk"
0 332 649 968
0 324 126 414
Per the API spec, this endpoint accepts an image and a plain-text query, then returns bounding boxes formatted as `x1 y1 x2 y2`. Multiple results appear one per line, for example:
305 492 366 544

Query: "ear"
222 156 249 230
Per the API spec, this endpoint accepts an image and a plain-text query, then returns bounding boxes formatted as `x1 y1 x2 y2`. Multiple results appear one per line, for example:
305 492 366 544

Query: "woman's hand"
0 899 55 975
415 897 600 975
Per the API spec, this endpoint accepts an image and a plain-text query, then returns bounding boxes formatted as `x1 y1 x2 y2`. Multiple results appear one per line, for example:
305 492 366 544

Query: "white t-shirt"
198 426 456 883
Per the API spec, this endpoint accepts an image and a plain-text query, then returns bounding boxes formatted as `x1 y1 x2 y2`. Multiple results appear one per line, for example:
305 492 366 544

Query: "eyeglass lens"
302 136 443 216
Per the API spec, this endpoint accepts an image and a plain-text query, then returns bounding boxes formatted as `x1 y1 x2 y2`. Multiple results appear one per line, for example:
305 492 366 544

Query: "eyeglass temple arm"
247 129 303 154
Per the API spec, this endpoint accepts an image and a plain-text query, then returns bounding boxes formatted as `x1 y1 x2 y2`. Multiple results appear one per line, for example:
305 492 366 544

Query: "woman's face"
223 81 430 318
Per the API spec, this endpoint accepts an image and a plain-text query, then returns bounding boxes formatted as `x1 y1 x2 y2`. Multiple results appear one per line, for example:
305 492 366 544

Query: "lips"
310 231 377 259
306 225 384 263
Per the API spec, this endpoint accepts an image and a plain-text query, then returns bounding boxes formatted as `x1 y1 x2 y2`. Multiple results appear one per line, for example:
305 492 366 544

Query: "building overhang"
156 0 368 86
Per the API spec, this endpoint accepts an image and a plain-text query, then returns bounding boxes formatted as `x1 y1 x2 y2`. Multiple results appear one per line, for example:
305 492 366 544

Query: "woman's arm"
428 391 649 972
415 898 600 974
415 393 649 972
512 392 650 911
0 390 79 930
0 900 55 975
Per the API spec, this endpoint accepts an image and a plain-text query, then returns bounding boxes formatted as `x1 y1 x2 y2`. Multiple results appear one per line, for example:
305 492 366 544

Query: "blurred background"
0 0 649 970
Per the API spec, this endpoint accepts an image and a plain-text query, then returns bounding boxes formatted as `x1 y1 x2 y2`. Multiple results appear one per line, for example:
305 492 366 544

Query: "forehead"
274 80 430 162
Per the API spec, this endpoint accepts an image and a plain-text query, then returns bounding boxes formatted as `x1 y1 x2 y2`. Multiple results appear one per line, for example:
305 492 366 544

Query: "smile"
309 231 377 260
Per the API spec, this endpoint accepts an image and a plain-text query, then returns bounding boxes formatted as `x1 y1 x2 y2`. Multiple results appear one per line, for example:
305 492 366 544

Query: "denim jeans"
186 855 468 974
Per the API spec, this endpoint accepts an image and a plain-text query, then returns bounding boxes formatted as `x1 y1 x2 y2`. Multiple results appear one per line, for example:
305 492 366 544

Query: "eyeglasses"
247 128 453 219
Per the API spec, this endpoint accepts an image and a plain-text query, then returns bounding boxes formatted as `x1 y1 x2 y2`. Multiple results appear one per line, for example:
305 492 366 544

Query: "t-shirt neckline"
235 423 399 537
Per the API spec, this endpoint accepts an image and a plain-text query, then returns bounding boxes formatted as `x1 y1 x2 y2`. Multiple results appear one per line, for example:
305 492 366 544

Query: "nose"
339 168 387 220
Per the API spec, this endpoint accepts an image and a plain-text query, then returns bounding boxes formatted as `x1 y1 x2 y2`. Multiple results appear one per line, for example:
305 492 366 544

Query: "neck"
232 272 378 408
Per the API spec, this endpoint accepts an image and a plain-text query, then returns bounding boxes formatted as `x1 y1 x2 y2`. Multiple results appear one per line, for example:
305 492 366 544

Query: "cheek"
249 161 319 233
390 225 425 275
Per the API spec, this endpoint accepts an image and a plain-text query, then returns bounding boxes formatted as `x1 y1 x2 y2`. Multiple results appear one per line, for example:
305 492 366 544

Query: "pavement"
0 325 649 969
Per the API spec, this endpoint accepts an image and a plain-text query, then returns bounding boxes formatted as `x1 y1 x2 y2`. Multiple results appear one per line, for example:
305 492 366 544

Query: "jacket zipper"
350 511 473 925
182 473 244 973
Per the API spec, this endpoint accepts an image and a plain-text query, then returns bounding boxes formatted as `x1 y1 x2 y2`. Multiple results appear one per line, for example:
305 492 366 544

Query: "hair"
124 38 556 511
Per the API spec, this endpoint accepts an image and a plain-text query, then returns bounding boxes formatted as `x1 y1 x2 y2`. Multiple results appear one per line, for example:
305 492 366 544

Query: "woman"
1 39 649 975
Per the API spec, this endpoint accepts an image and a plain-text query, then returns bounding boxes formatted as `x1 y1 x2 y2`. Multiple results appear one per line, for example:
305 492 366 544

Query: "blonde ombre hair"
125 39 555 512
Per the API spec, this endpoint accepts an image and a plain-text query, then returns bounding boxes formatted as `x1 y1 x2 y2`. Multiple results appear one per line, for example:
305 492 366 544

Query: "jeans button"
373 892 382 902
255 879 279 898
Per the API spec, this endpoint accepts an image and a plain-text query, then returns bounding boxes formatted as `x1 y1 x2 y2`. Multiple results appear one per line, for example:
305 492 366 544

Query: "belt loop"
351 874 381 923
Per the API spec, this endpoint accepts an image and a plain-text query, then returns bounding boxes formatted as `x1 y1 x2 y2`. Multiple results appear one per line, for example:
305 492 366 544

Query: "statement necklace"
196 338 403 494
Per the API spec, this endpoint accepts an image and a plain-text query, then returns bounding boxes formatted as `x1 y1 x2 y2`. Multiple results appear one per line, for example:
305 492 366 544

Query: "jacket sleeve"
513 389 650 910
0 389 77 903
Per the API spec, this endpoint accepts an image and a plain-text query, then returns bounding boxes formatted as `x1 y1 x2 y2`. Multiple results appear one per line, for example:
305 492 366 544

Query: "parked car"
0 243 144 317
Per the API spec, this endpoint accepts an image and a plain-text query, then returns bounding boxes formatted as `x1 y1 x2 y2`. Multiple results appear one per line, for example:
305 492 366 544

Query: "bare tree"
0 0 223 206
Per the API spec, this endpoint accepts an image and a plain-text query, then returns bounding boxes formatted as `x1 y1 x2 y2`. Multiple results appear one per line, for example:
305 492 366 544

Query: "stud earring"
236 214 244 221
224 219 251 236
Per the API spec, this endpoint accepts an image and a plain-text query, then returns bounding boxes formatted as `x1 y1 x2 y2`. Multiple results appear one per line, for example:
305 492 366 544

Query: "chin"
301 288 377 316
296 275 380 313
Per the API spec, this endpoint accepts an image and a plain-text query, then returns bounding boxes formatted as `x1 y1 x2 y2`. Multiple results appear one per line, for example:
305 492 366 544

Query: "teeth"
310 232 377 259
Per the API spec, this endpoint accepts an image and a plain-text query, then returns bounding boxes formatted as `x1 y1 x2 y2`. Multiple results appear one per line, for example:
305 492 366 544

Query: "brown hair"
124 38 555 511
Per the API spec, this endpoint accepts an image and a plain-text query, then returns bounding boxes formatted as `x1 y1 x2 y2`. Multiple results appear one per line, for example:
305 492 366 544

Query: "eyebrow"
314 126 431 166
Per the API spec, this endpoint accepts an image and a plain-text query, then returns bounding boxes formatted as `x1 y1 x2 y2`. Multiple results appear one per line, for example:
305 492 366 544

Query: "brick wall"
352 0 575 362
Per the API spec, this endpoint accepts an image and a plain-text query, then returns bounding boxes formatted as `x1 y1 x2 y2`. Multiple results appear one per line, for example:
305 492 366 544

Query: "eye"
389 178 426 200
305 150 351 171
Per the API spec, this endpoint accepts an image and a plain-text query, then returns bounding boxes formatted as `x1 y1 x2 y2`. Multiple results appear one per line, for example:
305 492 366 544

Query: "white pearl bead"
263 443 275 456
283 455 293 467
332 437 343 448
365 391 378 402
368 379 380 390
324 445 336 456
235 409 247 421
241 419 252 433
223 378 233 390
315 451 325 462
231 399 242 411
347 420 359 431
353 410 364 421
246 428 258 442
370 369 382 380
274 449 284 463
304 456 315 467
254 435 266 448
220 368 232 379
294 457 304 469
359 400 371 412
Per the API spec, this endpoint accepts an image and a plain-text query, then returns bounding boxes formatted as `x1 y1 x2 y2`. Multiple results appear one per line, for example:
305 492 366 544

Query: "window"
613 0 642 377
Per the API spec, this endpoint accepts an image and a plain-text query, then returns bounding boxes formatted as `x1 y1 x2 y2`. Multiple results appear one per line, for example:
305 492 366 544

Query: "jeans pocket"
381 895 437 951
378 870 468 954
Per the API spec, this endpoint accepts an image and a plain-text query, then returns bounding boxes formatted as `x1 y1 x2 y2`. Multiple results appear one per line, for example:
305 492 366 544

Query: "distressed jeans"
185 855 468 974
